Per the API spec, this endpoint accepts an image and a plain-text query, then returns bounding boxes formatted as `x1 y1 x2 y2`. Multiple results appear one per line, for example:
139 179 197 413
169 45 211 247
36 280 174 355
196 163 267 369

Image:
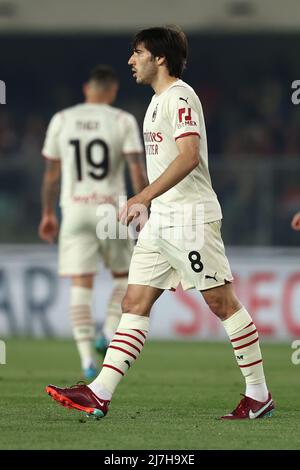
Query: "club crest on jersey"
152 104 158 122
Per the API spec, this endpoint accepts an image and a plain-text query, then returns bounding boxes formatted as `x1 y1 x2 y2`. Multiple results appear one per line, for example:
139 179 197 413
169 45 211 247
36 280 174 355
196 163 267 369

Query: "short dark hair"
88 65 119 87
132 26 188 78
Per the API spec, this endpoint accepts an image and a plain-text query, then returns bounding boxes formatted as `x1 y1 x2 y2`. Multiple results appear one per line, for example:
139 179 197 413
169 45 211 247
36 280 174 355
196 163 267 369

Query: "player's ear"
156 56 166 67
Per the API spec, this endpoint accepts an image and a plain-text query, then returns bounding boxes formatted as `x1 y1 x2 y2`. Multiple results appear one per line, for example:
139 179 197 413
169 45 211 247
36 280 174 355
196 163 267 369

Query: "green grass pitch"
0 338 299 450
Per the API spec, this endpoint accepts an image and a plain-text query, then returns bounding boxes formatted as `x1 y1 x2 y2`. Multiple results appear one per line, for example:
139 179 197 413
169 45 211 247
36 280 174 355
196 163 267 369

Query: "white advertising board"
0 246 299 340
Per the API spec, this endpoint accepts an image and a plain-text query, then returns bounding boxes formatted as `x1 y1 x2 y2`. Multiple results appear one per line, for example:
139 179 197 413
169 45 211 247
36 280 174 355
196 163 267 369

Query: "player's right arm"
38 113 62 244
39 159 61 243
119 134 199 225
119 88 201 225
291 212 300 231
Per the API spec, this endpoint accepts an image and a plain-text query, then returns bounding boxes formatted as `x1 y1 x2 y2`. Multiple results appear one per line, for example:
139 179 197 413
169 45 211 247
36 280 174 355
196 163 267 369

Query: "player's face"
128 43 158 85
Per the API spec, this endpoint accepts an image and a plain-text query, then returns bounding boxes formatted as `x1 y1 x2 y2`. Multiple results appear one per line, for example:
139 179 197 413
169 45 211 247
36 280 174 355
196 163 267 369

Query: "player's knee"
72 275 93 289
121 294 151 316
206 296 225 318
121 295 131 313
204 294 239 320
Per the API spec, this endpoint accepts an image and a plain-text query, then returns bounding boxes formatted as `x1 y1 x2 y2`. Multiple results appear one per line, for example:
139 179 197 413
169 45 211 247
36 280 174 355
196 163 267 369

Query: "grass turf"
0 339 298 450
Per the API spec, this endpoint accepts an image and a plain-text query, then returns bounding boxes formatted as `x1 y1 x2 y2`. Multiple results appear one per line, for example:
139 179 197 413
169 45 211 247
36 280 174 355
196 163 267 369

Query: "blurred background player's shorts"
58 204 134 275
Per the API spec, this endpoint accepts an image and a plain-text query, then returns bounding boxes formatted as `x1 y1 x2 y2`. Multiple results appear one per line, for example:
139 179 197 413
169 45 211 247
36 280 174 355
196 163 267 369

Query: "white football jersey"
143 79 222 226
42 103 143 207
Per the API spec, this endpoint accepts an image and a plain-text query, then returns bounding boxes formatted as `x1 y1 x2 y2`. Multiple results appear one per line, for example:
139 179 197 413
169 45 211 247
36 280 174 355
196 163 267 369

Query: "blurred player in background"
46 28 274 420
39 65 147 378
291 211 300 230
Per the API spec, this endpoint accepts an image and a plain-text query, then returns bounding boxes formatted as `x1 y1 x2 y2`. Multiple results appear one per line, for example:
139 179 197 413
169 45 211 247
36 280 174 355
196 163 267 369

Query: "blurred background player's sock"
103 277 128 342
95 277 128 357
89 313 149 399
70 286 96 373
222 306 269 402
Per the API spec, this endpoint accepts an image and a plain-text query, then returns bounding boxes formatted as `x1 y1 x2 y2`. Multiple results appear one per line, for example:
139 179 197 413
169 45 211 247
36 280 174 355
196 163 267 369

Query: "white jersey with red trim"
143 79 222 226
42 103 143 207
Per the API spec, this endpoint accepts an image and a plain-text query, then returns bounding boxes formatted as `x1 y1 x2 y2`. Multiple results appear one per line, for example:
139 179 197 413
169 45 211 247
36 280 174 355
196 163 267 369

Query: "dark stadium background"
1 33 300 245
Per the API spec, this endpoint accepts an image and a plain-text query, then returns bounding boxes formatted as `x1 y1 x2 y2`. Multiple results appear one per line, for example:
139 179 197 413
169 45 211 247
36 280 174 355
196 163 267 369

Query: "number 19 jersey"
42 103 143 207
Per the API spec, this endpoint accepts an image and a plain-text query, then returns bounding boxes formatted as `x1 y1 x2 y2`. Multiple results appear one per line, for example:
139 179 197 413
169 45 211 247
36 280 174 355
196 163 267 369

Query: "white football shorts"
58 205 133 276
128 219 233 291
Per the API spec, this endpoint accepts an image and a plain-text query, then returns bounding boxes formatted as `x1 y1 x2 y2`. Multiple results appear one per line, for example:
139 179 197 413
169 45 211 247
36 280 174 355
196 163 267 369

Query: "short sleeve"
42 112 63 160
166 87 201 141
121 113 144 155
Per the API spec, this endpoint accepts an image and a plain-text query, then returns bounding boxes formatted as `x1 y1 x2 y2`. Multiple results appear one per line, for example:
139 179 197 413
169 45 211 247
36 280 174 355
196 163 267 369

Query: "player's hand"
118 192 150 227
38 213 59 243
291 212 300 231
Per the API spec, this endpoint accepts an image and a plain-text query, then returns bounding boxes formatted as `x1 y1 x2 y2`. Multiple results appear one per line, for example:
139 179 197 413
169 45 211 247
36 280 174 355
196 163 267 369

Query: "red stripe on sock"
234 337 259 350
109 345 136 360
111 339 141 353
239 359 263 368
244 321 254 330
133 329 146 339
102 364 124 376
231 329 257 343
115 332 144 347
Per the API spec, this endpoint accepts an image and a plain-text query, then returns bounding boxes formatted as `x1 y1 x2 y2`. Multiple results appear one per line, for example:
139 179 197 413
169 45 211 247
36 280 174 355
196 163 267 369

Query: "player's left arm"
119 134 199 224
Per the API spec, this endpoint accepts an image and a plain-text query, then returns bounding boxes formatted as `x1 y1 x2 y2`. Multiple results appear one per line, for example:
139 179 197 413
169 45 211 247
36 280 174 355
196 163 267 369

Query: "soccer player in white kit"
39 65 147 378
46 30 274 420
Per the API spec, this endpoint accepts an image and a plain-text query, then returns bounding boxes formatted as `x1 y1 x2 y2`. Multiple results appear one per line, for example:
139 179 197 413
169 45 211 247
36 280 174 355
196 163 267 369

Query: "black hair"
132 26 188 78
88 65 119 87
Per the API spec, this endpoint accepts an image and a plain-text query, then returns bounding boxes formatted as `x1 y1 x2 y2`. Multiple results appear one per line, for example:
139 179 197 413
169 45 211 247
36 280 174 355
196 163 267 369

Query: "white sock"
222 306 269 402
246 383 269 402
88 383 112 401
88 313 149 399
70 286 96 370
103 277 128 342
